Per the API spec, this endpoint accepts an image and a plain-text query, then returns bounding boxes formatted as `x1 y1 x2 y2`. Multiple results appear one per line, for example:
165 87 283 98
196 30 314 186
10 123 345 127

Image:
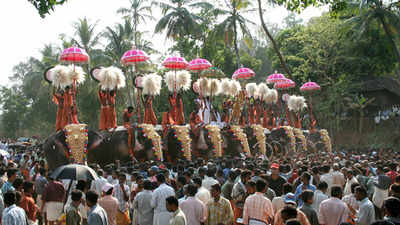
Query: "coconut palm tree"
214 0 256 68
117 0 155 47
153 0 213 40
346 0 400 64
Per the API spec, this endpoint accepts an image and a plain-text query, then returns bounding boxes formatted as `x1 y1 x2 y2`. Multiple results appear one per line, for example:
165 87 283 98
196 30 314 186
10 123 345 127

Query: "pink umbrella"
121 48 150 124
163 56 188 70
60 46 89 64
188 58 211 71
274 78 296 90
300 81 321 132
121 49 149 65
267 72 286 83
273 78 295 126
232 67 255 79
300 82 320 92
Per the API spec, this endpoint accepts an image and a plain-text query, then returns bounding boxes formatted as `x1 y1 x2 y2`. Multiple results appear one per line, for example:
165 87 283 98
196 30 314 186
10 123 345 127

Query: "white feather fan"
143 73 162 96
199 78 211 97
114 67 126 89
220 78 231 96
164 71 176 92
265 89 278 104
245 83 258 98
68 65 86 85
50 65 73 89
257 83 270 100
229 80 241 97
288 95 307 112
209 79 221 97
177 70 191 91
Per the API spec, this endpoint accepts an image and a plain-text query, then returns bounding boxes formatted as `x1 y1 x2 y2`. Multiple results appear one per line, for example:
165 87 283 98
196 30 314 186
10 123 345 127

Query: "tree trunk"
233 16 241 68
257 0 292 78
379 15 400 64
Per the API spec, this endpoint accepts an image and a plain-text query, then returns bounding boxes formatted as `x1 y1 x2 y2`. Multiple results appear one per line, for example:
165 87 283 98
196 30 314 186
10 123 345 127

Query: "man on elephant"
190 100 203 158
99 89 117 131
123 106 134 129
143 95 157 125
53 88 65 131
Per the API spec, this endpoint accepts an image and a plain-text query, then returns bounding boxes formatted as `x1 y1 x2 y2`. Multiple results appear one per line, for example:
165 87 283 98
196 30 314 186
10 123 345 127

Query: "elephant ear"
44 66 54 84
90 67 102 82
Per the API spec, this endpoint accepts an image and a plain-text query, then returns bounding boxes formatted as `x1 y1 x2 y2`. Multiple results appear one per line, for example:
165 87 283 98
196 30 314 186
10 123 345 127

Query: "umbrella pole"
64 179 74 207
134 63 141 124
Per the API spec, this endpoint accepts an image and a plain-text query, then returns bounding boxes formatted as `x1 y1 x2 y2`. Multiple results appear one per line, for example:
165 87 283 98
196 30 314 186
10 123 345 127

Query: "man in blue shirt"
1 169 17 195
86 190 108 225
294 172 316 206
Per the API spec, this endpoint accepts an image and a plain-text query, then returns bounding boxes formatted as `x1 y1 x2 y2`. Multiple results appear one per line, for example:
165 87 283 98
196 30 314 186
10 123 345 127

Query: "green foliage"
28 0 67 18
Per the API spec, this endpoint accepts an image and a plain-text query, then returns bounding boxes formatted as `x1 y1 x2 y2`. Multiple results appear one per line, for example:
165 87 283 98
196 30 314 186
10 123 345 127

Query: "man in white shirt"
193 177 211 205
202 169 219 191
312 181 329 216
320 166 333 196
91 170 109 196
344 170 359 196
330 164 345 188
180 184 207 225
151 174 175 225
113 173 130 225
354 186 375 225
319 186 350 225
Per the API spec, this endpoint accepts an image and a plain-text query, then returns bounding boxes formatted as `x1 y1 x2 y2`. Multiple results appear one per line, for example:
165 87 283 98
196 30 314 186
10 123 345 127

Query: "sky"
0 0 325 86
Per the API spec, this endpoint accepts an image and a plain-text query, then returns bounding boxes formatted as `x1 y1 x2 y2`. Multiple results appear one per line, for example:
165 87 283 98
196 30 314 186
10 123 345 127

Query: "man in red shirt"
41 177 66 225
20 181 39 225
386 163 398 184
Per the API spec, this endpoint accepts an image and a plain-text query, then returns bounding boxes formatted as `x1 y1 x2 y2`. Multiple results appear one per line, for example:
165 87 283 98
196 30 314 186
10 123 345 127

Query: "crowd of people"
0 147 399 225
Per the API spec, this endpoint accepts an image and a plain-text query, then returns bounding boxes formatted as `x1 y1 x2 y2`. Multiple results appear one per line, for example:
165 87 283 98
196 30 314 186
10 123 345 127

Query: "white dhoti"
372 187 388 208
153 211 172 225
45 201 64 221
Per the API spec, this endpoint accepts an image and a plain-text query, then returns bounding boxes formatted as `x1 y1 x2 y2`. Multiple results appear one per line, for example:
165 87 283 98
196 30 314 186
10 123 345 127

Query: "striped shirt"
206 196 233 225
2 204 27 225
243 192 274 225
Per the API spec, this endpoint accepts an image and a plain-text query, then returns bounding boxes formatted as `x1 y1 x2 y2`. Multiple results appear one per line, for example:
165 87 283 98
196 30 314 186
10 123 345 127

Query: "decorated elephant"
42 126 157 170
305 129 332 152
220 125 248 157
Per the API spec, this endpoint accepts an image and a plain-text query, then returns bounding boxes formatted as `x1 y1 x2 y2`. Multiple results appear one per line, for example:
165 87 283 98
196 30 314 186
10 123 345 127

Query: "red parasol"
232 67 255 79
60 47 89 64
121 49 149 65
163 56 188 70
188 58 211 71
121 48 150 124
300 81 321 132
267 72 286 84
274 78 295 90
300 82 320 92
